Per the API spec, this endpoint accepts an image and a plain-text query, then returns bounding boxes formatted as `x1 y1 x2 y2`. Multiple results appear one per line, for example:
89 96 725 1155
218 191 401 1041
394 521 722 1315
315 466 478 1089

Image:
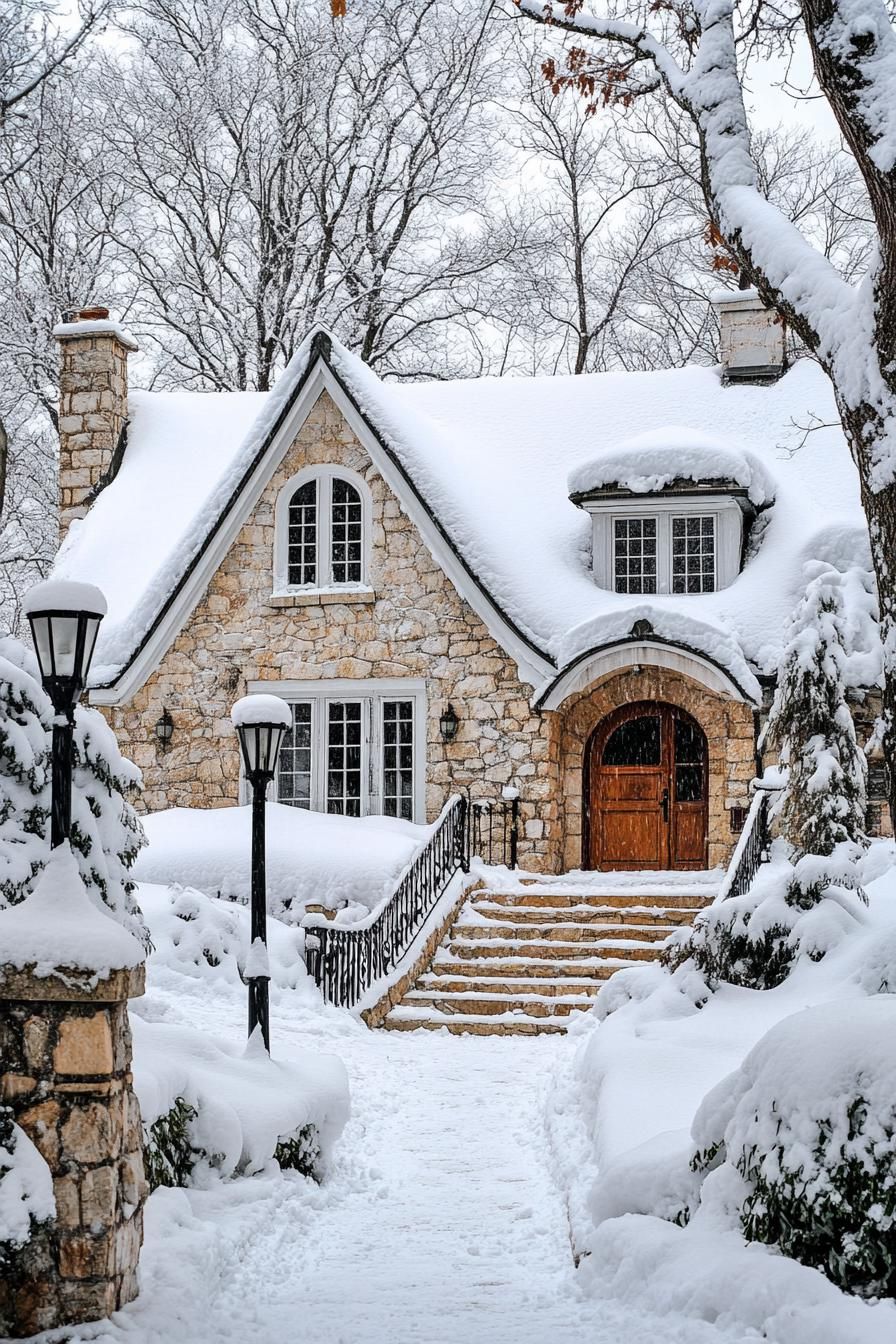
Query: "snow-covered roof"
52 330 873 703
567 428 774 506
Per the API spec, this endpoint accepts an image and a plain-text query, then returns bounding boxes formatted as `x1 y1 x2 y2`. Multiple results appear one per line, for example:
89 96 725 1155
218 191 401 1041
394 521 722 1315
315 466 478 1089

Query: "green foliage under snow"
690 1000 896 1299
143 1097 322 1192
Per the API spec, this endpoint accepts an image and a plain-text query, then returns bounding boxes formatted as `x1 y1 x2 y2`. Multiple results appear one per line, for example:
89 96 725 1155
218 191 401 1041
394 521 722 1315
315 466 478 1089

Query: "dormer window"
610 509 718 595
568 431 773 598
275 466 371 594
603 503 728 594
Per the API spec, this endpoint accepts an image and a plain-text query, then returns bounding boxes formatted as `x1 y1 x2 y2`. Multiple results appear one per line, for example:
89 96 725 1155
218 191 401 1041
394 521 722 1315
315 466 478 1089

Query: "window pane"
672 516 715 593
382 700 414 819
613 517 657 594
674 716 704 765
287 481 317 586
674 717 705 801
331 479 363 585
277 703 312 809
676 765 704 802
602 716 661 766
327 702 363 816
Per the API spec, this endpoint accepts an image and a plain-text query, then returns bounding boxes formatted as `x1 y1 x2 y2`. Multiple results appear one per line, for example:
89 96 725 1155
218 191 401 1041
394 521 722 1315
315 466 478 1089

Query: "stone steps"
402 989 593 1018
481 889 714 910
416 973 601 997
378 872 714 1037
471 902 702 925
430 956 638 980
451 921 677 942
443 937 663 960
383 1008 569 1036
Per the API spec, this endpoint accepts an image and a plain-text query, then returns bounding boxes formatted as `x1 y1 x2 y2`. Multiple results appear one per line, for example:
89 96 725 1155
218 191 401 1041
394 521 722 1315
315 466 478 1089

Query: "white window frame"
585 496 744 595
243 678 427 821
273 465 372 595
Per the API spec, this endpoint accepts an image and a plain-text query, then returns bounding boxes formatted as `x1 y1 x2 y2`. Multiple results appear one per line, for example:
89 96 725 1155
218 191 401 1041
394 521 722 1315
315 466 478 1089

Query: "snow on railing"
715 781 779 904
302 795 468 1008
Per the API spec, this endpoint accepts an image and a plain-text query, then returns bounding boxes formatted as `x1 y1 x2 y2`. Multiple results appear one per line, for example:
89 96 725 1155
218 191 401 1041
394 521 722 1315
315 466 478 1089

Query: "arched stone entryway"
551 664 757 872
584 702 708 871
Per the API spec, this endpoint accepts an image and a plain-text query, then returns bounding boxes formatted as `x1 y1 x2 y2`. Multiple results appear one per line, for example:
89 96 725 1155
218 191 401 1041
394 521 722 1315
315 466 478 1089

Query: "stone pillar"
54 306 138 542
0 962 148 1338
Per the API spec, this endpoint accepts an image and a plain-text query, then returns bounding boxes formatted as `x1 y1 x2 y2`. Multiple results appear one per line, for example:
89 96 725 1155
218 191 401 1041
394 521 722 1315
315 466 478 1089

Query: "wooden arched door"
585 703 708 871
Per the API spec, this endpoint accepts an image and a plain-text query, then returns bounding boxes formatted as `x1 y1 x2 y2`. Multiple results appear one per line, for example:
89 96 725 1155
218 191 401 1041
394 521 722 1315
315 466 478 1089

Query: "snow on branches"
765 564 869 861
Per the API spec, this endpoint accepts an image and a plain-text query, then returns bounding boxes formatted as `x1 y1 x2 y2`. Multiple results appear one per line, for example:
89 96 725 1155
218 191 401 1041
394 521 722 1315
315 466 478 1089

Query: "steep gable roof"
53 330 875 706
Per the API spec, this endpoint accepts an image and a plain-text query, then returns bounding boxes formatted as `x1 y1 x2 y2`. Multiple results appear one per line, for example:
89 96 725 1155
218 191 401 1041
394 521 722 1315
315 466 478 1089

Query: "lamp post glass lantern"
24 580 107 849
231 694 292 1053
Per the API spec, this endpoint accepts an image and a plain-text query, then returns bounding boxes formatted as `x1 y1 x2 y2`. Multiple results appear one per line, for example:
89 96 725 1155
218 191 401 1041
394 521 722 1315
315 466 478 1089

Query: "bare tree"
0 0 113 534
0 77 130 629
95 0 510 389
499 51 696 373
1 0 111 133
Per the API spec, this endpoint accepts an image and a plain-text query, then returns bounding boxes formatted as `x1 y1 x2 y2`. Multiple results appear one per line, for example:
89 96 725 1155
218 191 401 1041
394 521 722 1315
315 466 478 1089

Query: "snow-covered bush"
143 1096 203 1191
139 883 312 991
0 1106 55 1269
132 1015 349 1188
134 802 432 921
663 843 869 990
690 998 896 1298
0 638 147 939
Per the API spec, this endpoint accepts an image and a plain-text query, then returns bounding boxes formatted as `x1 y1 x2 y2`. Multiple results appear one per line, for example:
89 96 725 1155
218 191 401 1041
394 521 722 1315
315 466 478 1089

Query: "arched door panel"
586 703 708 871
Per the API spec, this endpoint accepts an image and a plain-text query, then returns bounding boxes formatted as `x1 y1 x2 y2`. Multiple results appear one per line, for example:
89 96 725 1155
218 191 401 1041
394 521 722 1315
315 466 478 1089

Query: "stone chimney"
54 307 138 542
712 288 786 385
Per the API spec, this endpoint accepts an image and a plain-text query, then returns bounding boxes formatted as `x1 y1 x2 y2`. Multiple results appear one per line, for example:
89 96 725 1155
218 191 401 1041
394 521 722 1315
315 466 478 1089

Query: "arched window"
275 467 370 593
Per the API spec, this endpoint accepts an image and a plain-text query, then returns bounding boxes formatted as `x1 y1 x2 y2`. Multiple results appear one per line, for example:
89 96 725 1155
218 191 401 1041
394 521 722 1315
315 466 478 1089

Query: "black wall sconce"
439 703 459 742
154 707 174 751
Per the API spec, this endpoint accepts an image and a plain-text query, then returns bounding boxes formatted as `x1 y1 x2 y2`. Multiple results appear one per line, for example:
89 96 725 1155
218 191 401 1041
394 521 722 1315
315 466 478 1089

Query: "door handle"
661 788 670 823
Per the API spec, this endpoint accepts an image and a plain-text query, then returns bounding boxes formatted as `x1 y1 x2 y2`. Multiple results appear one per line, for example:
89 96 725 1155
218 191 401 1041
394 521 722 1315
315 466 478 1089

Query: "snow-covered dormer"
568 429 774 596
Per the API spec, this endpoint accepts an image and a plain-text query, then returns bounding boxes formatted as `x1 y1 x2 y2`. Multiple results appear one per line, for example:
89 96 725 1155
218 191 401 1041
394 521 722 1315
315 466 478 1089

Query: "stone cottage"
50 295 886 873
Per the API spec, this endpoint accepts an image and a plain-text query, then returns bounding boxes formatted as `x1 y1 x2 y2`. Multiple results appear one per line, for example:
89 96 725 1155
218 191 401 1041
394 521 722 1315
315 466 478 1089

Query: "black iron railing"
718 787 773 901
469 793 520 868
302 795 469 1008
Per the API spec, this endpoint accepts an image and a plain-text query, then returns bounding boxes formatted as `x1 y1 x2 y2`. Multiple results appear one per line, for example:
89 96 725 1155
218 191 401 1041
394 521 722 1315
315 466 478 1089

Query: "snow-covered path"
66 963 748 1344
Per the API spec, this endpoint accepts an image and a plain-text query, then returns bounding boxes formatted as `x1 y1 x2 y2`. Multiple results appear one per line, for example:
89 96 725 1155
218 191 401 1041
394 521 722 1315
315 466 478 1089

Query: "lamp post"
24 580 107 848
231 694 292 1053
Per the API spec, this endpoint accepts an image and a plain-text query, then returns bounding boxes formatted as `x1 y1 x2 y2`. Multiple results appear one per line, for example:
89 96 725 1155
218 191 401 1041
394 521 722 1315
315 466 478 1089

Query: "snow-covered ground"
18 862 894 1344
32 879 746 1344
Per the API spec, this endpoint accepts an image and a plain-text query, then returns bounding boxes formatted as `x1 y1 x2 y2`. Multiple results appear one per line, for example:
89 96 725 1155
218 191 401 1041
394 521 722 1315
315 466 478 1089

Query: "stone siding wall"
0 965 147 1337
58 332 131 540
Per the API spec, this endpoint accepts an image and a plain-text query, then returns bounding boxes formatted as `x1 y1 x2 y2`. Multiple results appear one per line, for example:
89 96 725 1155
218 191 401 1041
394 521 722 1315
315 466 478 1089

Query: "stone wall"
57 323 134 541
0 964 147 1337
